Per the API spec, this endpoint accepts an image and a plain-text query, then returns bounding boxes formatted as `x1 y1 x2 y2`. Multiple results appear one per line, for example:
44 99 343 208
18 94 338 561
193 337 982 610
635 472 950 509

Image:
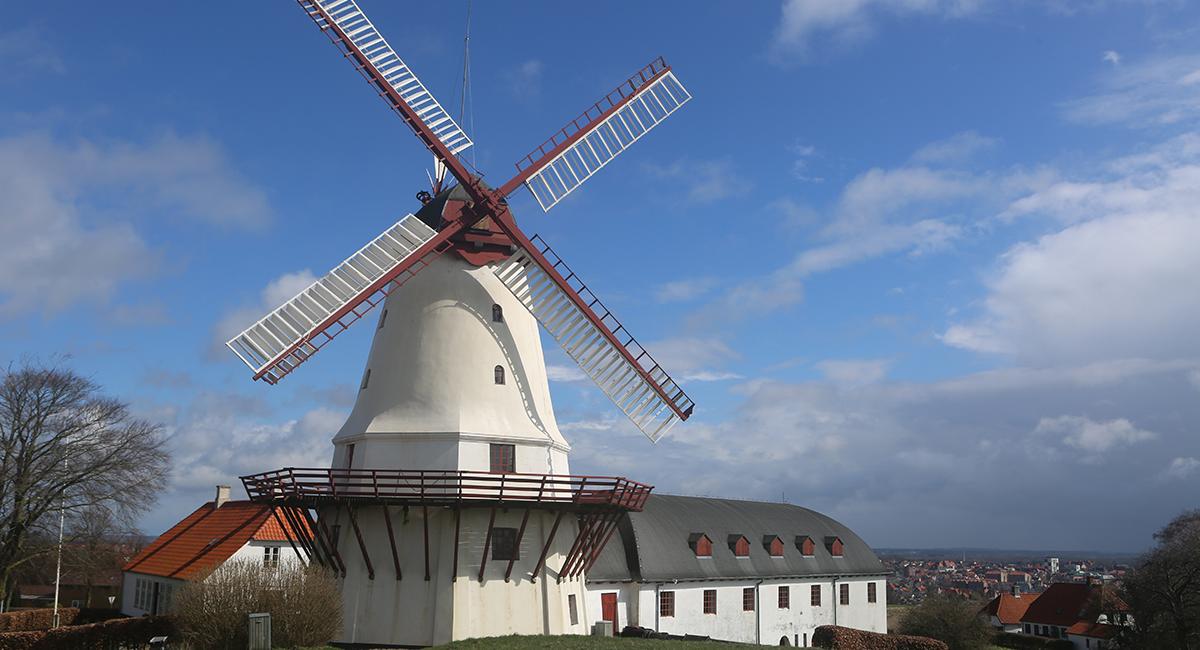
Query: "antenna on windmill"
227 0 695 441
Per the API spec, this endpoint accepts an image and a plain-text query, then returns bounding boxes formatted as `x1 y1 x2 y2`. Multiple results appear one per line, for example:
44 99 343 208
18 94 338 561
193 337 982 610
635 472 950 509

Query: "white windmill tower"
227 0 694 645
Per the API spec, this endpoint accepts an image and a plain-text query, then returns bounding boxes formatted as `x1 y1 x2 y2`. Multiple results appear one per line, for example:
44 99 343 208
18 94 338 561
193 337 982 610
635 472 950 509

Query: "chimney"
1011 584 1021 597
215 485 231 508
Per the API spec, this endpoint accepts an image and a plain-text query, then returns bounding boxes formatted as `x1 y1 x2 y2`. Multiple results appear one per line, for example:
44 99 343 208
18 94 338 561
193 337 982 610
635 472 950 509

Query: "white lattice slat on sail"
493 247 694 442
301 0 473 155
227 214 437 381
524 71 690 211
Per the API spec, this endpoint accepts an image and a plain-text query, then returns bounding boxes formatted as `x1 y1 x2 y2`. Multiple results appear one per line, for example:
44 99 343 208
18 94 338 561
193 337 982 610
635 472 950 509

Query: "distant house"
120 486 307 616
980 589 1041 633
1019 582 1128 649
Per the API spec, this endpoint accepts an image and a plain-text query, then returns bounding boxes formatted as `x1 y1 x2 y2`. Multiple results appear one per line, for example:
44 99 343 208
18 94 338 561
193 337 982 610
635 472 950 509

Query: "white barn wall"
586 577 887 645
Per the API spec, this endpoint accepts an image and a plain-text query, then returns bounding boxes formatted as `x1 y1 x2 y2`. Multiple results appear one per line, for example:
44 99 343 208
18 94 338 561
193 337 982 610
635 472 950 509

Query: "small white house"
120 486 305 616
585 494 888 646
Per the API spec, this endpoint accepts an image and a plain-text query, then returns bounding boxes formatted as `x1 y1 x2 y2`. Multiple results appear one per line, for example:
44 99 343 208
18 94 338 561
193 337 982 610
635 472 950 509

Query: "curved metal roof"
588 494 886 582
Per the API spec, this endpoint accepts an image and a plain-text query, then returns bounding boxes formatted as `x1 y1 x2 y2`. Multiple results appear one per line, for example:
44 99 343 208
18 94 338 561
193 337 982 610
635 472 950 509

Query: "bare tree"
1120 510 1200 649
64 505 143 607
0 362 169 608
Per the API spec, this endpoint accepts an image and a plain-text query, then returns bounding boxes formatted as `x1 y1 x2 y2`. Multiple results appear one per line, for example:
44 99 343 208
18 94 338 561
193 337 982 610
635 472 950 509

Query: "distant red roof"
123 500 309 580
981 592 1042 625
1021 583 1090 626
1068 621 1118 639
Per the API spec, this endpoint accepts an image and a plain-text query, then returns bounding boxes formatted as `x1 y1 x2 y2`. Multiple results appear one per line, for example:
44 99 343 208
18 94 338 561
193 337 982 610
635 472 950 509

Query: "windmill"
229 1 694 645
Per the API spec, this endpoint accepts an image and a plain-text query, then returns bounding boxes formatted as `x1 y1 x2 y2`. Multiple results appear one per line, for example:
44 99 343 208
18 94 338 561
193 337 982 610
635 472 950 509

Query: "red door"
601 592 618 635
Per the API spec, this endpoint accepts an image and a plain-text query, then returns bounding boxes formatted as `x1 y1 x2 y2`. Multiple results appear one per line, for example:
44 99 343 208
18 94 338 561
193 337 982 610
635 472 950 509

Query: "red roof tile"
122 500 308 580
981 592 1042 625
1067 621 1118 638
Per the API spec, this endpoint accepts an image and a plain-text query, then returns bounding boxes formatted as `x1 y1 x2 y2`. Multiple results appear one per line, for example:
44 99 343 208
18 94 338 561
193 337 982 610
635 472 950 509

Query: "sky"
3 0 1200 553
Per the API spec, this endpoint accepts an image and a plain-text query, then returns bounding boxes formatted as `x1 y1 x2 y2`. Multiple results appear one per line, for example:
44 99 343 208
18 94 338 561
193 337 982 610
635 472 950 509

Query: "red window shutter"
769 537 784 557
800 537 815 556
734 536 750 557
832 538 844 557
696 535 712 557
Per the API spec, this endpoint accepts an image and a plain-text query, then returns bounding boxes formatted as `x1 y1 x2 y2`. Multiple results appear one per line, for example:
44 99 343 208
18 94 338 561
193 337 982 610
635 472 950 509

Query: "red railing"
241 468 653 512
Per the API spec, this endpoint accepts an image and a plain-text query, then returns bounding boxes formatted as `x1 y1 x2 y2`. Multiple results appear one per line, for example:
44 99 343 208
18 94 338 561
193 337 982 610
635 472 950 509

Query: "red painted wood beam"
345 506 375 580
478 507 498 582
505 508 533 583
382 505 401 580
530 510 566 584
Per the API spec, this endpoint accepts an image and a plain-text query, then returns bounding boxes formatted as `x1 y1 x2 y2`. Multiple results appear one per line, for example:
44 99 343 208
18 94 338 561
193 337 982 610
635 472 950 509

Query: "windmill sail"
493 238 694 442
504 58 691 211
227 214 445 384
299 0 473 156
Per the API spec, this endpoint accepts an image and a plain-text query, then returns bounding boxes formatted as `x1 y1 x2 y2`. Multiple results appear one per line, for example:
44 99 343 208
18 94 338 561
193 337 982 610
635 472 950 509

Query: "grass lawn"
434 635 755 649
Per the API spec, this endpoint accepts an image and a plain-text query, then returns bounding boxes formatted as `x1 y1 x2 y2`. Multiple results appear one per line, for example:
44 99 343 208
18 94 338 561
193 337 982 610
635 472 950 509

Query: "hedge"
993 632 1075 650
0 610 78 633
813 625 949 650
0 615 175 650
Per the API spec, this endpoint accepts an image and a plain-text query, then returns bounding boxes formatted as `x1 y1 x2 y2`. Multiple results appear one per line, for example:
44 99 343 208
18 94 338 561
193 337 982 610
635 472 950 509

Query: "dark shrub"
994 632 1053 648
0 609 78 632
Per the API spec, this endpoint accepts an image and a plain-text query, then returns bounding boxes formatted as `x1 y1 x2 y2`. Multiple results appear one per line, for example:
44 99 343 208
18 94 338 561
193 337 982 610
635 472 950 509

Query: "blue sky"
4 0 1200 552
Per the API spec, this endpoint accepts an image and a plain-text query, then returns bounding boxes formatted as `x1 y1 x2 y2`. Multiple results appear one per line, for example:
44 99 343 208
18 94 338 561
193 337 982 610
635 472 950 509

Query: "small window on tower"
377 309 388 329
492 304 504 323
346 444 355 469
568 594 579 625
360 368 371 390
491 527 519 561
490 443 515 473
494 365 505 385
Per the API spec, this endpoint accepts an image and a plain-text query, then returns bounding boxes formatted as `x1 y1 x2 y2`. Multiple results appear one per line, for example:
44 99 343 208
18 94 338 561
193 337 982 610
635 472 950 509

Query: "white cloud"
1033 415 1156 458
912 131 999 163
816 358 891 386
655 277 719 303
546 364 587 383
643 158 752 204
946 136 1200 363
1164 457 1200 480
1103 50 1121 66
682 370 744 382
505 59 544 99
212 270 317 356
0 131 272 317
1061 53 1200 127
0 28 65 80
770 0 985 61
644 336 740 375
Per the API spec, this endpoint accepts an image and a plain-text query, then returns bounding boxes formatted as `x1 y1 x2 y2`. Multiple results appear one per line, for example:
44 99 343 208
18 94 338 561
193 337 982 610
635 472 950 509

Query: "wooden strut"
564 513 606 579
559 513 604 582
577 512 622 578
478 507 498 582
345 505 375 580
504 508 532 583
579 514 624 577
294 507 331 569
451 507 461 582
270 505 307 565
382 505 401 580
422 505 431 581
312 510 348 577
284 506 320 565
530 510 566 584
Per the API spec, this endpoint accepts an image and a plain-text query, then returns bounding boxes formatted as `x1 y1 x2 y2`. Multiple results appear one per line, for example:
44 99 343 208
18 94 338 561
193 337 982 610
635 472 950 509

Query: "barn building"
585 494 888 645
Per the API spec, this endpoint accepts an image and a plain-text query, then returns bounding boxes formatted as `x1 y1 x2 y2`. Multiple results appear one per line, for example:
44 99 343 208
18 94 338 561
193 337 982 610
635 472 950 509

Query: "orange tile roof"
1067 621 1118 639
981 592 1042 625
123 500 308 580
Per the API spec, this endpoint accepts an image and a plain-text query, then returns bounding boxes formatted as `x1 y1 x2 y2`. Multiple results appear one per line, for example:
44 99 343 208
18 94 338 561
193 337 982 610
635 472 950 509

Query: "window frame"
491 527 520 561
494 364 505 385
840 583 850 605
492 304 504 323
659 590 675 618
867 581 877 603
702 589 717 615
778 585 790 609
489 443 516 473
811 584 821 607
743 587 755 612
568 594 579 625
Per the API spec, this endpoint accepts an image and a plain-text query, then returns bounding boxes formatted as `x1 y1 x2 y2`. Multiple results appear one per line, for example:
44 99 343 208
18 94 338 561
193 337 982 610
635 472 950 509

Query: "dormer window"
689 533 712 558
729 535 750 558
825 536 844 557
763 535 784 558
796 536 815 557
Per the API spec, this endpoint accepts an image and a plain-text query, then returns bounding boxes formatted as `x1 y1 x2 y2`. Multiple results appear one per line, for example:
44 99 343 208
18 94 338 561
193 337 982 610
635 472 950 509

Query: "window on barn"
494 365 505 385
690 533 712 558
568 595 578 625
797 535 815 557
765 535 784 557
730 535 750 557
490 443 515 473
703 589 716 614
868 582 877 603
491 527 519 561
826 536 844 557
840 583 850 605
659 591 675 617
778 586 790 609
811 585 821 607
743 587 755 611
492 304 504 323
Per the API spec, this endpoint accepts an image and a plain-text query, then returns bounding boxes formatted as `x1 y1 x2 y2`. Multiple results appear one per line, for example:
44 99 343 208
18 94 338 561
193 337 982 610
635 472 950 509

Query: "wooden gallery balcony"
240 468 653 583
